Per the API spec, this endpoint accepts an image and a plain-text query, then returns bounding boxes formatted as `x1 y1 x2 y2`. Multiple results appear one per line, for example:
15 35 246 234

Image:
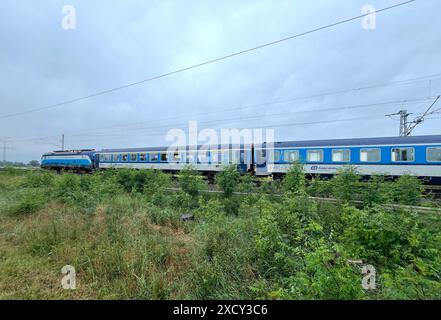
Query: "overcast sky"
1 0 440 162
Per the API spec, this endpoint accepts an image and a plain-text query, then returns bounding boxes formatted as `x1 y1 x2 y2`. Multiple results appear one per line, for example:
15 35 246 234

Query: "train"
41 135 441 183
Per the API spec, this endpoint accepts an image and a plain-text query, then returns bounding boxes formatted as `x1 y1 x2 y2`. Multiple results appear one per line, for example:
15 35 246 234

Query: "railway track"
166 187 441 214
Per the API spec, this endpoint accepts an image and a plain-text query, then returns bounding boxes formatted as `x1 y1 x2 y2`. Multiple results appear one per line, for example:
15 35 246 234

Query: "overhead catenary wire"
8 95 436 144
0 0 417 120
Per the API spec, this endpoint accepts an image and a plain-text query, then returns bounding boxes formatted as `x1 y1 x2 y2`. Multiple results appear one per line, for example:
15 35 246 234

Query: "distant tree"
28 160 40 167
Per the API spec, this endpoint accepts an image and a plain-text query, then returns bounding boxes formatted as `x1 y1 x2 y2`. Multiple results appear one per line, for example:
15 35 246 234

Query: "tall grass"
0 167 440 299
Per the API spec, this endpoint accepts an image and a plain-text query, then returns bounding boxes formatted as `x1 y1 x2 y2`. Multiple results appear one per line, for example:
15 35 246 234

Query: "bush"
178 166 204 200
215 165 240 198
283 162 305 193
22 171 55 188
237 174 255 193
361 175 393 206
392 175 423 205
8 189 47 215
331 166 360 202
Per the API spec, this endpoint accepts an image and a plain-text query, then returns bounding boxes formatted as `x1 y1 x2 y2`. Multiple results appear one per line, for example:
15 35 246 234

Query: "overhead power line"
0 0 417 120
9 95 434 144
406 95 441 135
16 72 440 142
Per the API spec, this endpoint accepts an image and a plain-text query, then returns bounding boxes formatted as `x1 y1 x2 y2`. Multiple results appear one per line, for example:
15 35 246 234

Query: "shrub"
283 162 305 193
215 165 240 198
54 173 81 204
22 171 55 188
142 170 171 195
306 176 333 197
178 166 204 200
361 175 393 206
331 166 360 202
8 189 47 215
237 173 255 193
392 175 423 205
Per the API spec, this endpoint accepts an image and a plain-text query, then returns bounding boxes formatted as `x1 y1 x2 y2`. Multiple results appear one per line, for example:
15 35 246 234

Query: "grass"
0 167 440 299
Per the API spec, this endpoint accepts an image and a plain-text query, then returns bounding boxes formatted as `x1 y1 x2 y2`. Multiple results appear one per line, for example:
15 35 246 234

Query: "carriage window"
427 147 441 162
255 150 265 165
332 149 351 162
139 153 147 161
160 153 168 162
268 150 280 163
283 150 299 162
130 153 137 161
150 153 158 162
360 149 380 162
392 148 414 162
198 151 209 163
187 152 196 163
221 151 229 164
171 152 181 162
211 151 221 164
121 153 128 162
307 150 323 162
230 150 240 164
101 154 111 162
113 154 119 162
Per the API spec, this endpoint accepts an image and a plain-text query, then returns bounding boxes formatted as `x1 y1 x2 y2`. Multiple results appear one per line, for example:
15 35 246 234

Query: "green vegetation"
0 167 440 299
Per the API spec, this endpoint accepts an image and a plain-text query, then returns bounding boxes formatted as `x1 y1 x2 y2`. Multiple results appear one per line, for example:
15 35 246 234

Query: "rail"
166 188 441 214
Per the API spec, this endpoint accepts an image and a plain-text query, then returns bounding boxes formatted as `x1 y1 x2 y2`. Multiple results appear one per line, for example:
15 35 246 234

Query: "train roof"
98 144 250 153
266 135 441 148
43 149 95 156
91 135 441 154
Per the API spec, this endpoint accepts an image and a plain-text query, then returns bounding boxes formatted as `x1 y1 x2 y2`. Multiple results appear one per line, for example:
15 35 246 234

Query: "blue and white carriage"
95 144 252 174
254 135 441 183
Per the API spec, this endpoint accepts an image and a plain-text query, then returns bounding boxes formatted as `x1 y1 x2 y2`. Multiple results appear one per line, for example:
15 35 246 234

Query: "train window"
268 150 280 163
211 151 221 164
392 148 414 162
101 154 111 162
360 149 381 162
150 153 158 162
427 147 441 162
332 149 351 162
130 153 137 161
139 153 147 161
283 150 299 163
122 153 128 162
221 151 229 164
230 150 240 164
171 152 181 162
198 151 209 163
307 150 323 162
160 153 168 162
255 150 265 165
113 154 119 162
187 152 196 163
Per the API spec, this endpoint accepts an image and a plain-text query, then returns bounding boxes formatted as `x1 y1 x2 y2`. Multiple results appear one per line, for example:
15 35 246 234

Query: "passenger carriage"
96 144 253 175
254 135 441 183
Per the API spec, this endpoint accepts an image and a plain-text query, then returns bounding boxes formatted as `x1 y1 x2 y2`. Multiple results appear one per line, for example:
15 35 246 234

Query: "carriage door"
255 148 268 176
